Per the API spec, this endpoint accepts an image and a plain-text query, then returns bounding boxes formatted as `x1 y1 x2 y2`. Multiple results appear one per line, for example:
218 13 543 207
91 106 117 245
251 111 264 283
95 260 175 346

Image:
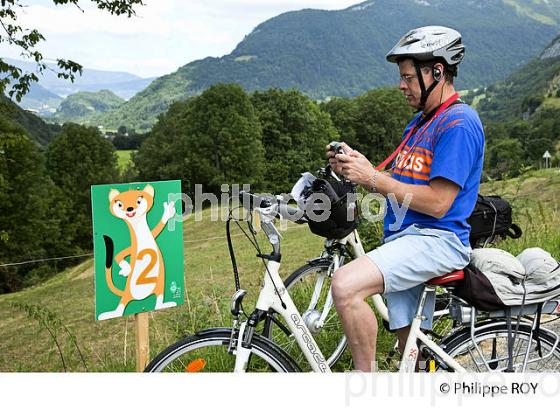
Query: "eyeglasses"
399 74 417 84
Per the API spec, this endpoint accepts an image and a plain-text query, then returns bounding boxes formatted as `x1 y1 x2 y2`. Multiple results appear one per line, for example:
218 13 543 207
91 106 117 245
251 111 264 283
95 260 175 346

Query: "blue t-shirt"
383 103 485 246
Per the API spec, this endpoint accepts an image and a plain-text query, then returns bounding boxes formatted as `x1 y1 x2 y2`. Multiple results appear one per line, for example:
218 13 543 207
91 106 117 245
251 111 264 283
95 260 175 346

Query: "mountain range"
5 0 560 133
2 58 154 115
3 30 559 147
50 90 125 125
474 34 560 122
93 0 560 131
0 95 60 145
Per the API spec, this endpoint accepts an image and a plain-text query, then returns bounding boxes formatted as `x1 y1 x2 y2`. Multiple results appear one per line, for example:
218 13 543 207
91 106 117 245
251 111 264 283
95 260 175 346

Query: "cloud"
18 1 189 35
4 0 360 77
18 0 359 35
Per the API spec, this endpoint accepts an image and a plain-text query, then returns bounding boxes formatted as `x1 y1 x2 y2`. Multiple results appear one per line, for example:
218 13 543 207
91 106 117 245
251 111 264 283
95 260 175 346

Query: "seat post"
415 284 436 317
400 284 437 372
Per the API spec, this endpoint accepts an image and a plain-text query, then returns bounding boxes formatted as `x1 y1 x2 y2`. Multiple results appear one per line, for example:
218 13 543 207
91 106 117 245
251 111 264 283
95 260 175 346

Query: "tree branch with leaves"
0 0 143 101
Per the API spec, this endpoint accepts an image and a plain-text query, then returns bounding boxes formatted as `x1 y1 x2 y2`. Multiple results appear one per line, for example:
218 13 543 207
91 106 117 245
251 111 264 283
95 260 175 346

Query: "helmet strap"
414 61 438 111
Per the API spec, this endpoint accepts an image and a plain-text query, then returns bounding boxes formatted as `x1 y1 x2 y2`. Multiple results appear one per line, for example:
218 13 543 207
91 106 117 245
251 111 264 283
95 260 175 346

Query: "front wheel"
145 328 300 372
264 260 348 370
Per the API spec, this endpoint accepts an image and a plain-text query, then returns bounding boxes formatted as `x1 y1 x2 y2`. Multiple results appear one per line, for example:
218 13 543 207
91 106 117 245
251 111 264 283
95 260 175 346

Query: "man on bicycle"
327 26 484 371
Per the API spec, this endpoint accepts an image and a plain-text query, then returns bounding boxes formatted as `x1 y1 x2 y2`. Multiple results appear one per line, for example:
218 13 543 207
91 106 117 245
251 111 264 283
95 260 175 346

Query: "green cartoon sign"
92 180 184 320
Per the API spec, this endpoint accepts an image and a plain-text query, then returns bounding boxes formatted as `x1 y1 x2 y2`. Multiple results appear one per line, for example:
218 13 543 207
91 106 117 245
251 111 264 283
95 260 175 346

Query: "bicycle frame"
235 256 330 372
400 284 466 372
229 194 560 373
318 231 471 372
233 209 331 372
231 197 469 373
336 231 390 323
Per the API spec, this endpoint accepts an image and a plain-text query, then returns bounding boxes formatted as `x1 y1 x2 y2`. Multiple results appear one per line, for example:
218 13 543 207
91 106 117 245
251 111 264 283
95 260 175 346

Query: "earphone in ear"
433 66 443 82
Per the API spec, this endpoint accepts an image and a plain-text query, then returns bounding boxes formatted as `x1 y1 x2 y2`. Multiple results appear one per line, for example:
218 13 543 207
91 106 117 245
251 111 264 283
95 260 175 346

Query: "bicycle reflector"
186 358 207 372
251 210 261 232
429 360 436 372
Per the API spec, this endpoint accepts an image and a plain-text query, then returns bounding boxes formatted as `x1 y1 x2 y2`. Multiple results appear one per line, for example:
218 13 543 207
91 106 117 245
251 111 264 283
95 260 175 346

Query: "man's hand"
334 149 376 187
326 142 355 175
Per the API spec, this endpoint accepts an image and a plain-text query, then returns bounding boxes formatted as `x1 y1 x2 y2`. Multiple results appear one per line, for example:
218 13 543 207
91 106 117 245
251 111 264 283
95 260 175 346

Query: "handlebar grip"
277 202 306 224
238 190 271 210
239 191 306 223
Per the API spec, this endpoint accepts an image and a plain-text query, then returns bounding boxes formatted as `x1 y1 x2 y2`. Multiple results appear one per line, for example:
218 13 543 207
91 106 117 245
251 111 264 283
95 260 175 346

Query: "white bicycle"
146 191 560 372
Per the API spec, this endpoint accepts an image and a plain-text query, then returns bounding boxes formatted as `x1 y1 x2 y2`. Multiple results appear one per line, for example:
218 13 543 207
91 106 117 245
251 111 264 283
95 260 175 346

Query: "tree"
45 123 119 249
553 141 560 168
483 122 508 145
485 138 524 178
530 108 560 140
0 0 143 101
525 137 553 162
508 120 532 149
135 84 265 196
133 100 193 191
251 88 337 193
0 117 76 292
112 130 147 150
320 97 359 149
353 88 415 165
521 94 545 117
322 88 414 166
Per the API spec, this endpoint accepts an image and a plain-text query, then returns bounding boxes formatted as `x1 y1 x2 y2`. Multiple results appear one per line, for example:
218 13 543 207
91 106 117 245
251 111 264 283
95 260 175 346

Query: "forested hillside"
0 96 60 145
97 0 560 131
474 35 560 122
51 90 125 125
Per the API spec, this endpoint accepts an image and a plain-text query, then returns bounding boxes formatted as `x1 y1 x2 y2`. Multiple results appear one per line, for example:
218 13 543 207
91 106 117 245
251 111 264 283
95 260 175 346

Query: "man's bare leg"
332 256 385 372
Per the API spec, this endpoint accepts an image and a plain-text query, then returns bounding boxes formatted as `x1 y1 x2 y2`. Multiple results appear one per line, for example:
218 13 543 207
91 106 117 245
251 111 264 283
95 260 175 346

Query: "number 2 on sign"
136 249 157 285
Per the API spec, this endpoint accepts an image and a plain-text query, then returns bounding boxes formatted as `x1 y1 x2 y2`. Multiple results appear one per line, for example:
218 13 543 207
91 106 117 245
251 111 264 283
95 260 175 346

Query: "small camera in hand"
328 141 346 155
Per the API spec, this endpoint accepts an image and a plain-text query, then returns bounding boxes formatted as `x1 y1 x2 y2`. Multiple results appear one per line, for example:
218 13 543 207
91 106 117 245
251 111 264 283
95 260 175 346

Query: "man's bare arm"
375 174 460 219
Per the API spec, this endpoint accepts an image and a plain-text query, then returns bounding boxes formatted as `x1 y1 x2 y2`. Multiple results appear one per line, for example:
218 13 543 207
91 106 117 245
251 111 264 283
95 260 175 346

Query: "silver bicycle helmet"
386 26 465 66
386 26 465 110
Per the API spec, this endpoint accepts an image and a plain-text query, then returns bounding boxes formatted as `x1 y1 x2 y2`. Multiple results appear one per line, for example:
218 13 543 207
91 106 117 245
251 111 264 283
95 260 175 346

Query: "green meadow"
0 168 558 372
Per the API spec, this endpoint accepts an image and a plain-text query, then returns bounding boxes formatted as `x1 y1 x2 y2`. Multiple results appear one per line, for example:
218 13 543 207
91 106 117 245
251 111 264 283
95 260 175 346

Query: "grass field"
542 96 560 110
0 169 558 372
0 206 331 371
116 150 135 171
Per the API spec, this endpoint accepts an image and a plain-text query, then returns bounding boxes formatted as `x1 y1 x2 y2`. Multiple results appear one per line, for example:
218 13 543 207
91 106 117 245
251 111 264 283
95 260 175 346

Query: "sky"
0 0 361 78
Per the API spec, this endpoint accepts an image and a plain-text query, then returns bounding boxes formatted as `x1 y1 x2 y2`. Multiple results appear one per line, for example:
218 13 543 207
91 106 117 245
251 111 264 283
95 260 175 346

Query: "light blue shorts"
366 224 472 330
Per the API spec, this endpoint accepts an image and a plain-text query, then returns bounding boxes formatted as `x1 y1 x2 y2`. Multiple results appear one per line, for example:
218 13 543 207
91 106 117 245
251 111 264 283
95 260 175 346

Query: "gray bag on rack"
516 248 560 302
455 248 560 309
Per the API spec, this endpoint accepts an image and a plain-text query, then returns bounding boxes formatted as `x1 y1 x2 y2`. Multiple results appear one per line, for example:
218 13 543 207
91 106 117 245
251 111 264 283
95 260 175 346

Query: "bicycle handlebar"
278 201 306 223
238 190 306 224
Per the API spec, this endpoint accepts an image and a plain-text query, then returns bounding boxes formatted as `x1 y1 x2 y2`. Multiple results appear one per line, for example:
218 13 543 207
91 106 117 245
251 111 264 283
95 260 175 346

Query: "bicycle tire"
145 328 300 372
440 320 560 372
264 259 348 370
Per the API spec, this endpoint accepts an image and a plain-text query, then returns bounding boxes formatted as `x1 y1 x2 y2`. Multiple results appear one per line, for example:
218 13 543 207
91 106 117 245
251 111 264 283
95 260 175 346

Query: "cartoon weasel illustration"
98 184 177 320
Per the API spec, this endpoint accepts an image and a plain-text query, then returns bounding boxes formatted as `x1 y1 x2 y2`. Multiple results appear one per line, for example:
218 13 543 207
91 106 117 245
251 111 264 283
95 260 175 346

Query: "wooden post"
135 312 149 372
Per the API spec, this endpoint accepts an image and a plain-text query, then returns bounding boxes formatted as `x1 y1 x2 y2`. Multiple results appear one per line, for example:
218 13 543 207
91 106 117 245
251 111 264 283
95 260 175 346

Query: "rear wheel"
441 321 560 372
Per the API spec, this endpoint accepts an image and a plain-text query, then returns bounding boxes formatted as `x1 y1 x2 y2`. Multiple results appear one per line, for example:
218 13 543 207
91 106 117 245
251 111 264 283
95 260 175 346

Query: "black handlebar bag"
301 176 358 240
